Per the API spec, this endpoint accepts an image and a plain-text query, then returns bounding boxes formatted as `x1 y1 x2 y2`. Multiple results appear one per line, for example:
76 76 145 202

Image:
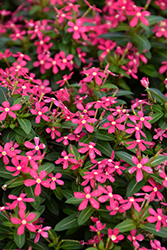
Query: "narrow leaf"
78 206 95 226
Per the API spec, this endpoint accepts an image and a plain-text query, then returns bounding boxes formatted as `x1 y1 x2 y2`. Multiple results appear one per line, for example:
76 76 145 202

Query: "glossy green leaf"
65 197 83 205
78 206 95 226
100 83 118 89
61 240 84 249
28 239 50 250
115 151 134 165
14 229 25 249
53 187 64 200
126 179 145 197
146 15 165 25
150 112 163 124
140 223 167 238
148 88 167 104
131 33 151 53
17 118 32 135
46 199 59 216
115 219 136 232
96 140 112 157
149 155 167 167
54 213 78 231
38 162 55 174
93 130 115 141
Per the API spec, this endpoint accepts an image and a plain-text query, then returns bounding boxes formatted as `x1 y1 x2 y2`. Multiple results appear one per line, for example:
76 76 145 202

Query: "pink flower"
30 102 49 124
103 115 125 134
67 19 87 40
129 9 150 27
0 142 16 165
129 156 153 182
72 116 97 134
8 193 34 210
150 239 166 250
34 225 51 243
159 171 167 187
74 186 102 210
89 220 106 232
0 101 21 121
120 196 143 212
23 170 50 196
98 185 123 205
140 77 149 88
142 178 163 201
126 139 153 151
127 229 144 248
108 228 124 243
83 67 107 86
78 142 101 160
48 173 64 190
147 208 164 231
6 157 30 176
24 137 45 156
11 209 36 235
55 150 77 169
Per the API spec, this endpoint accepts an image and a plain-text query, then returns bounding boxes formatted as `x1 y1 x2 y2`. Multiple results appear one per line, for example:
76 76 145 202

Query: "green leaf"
78 206 95 226
7 177 24 188
24 186 41 210
38 162 55 174
93 130 115 141
28 239 50 250
3 242 17 250
148 88 167 104
46 199 59 216
140 223 167 238
65 197 83 205
85 248 98 250
115 90 133 97
96 140 112 157
115 219 136 232
150 112 163 124
146 15 165 26
0 86 10 104
54 187 64 200
115 151 133 165
126 179 145 197
149 155 167 167
61 240 84 249
140 64 158 77
14 229 25 248
68 144 79 160
0 167 13 179
13 95 30 105
17 118 32 135
131 33 151 53
54 213 78 231
100 83 118 89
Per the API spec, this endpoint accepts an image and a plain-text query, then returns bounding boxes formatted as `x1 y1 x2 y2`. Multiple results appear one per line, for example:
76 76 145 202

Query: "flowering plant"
1 0 167 249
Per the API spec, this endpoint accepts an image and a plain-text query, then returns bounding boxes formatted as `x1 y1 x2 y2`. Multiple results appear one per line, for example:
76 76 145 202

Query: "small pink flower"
127 229 144 248
23 170 50 196
0 101 21 121
142 178 163 201
108 228 124 243
147 208 164 231
11 209 36 235
48 173 64 190
140 77 149 88
78 142 101 160
8 193 34 210
30 102 49 124
74 186 102 210
34 225 51 243
55 150 77 169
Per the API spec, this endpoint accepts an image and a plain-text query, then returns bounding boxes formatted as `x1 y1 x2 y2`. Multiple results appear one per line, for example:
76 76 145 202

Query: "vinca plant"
1 0 167 249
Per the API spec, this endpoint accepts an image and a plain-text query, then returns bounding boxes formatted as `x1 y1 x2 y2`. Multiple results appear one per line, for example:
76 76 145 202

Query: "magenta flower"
159 171 167 187
24 137 45 156
108 228 124 243
150 239 166 250
103 115 125 134
140 77 149 89
127 229 144 248
67 19 87 40
0 101 21 121
147 208 164 231
74 186 102 210
98 185 123 206
30 102 49 124
23 170 50 196
34 225 51 243
126 139 153 151
11 209 36 235
72 116 97 134
89 220 106 233
6 157 30 176
0 142 16 165
82 67 107 86
55 150 78 169
120 196 143 212
8 193 34 210
142 178 163 201
129 156 153 182
78 142 101 160
129 9 150 27
48 173 64 190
